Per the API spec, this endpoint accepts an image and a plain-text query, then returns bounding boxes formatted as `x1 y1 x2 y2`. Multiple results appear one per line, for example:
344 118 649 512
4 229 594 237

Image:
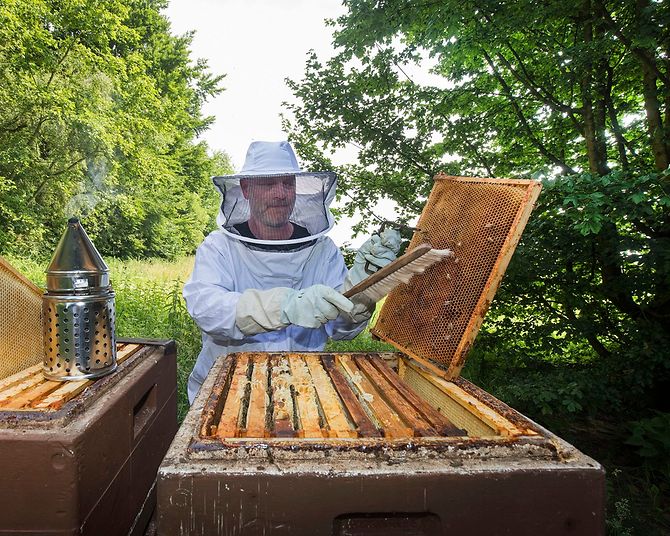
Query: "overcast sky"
163 0 347 169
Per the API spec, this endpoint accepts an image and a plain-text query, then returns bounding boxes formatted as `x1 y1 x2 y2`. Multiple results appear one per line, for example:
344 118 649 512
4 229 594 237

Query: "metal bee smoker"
42 218 117 380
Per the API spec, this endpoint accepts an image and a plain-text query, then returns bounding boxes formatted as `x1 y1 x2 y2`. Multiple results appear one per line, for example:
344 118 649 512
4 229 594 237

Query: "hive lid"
46 218 109 292
372 175 542 379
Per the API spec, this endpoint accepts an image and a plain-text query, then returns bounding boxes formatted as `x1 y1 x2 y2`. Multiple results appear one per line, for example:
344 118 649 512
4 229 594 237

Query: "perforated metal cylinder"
42 293 117 380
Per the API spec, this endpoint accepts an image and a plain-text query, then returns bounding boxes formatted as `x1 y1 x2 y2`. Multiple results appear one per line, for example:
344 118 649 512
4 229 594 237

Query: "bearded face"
241 175 297 229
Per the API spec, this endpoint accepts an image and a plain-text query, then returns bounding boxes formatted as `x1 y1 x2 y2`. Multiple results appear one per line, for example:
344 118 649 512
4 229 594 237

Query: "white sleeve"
182 236 246 341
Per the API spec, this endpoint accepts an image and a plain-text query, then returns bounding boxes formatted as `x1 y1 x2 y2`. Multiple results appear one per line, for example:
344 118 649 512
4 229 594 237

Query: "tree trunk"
637 0 669 171
605 65 630 168
580 1 609 175
596 222 642 321
641 61 669 171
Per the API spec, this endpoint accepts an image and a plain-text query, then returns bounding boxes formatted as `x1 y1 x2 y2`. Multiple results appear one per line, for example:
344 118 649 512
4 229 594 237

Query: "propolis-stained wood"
0 342 141 410
198 352 464 441
0 339 177 536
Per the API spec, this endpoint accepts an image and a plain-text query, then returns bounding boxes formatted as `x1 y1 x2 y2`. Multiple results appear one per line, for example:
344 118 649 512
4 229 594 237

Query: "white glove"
340 228 402 323
347 227 402 286
281 285 354 328
235 285 354 335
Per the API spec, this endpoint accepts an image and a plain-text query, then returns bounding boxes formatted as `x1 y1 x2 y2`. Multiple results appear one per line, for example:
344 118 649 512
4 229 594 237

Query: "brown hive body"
0 257 177 535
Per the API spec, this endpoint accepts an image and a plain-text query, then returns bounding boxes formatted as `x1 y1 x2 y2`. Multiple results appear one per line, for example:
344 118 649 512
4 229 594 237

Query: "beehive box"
0 339 177 536
157 176 605 535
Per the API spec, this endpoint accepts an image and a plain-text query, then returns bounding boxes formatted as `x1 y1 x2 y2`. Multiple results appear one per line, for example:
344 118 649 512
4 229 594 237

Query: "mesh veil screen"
0 257 44 380
372 175 541 378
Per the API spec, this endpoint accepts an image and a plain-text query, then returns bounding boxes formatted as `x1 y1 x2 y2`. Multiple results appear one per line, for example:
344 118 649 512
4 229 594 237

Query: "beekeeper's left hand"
340 228 401 323
347 228 402 287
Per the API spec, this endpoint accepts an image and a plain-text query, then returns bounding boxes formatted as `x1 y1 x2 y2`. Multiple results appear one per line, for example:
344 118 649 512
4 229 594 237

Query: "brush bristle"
350 248 452 304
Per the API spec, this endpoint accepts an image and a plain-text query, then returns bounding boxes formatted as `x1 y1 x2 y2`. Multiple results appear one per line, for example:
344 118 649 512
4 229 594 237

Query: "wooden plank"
403 358 524 437
368 354 464 436
446 180 542 378
337 354 412 439
303 354 356 438
288 354 324 438
216 354 250 440
33 380 89 410
35 344 140 410
435 174 542 186
0 343 142 412
269 354 296 438
199 356 237 437
321 355 381 438
354 355 438 437
243 354 269 438
0 363 42 392
116 343 140 364
0 372 44 405
4 380 62 410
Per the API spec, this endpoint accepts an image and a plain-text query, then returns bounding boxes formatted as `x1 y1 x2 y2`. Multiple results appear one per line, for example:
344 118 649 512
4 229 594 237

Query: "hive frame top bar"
372 174 542 379
434 174 541 186
0 342 153 427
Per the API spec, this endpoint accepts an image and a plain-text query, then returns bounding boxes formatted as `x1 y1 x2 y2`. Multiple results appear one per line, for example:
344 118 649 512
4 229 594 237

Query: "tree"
0 0 229 259
285 0 670 412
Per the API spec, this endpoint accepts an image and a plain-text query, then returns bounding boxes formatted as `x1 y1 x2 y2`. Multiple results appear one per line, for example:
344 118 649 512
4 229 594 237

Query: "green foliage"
606 496 634 536
97 257 199 421
286 2 670 530
0 0 231 259
471 169 670 413
114 278 200 421
626 412 670 481
326 331 395 353
285 0 670 415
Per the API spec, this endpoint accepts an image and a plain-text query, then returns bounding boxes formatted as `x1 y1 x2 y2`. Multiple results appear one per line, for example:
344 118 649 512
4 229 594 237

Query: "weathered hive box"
158 176 605 535
0 340 177 536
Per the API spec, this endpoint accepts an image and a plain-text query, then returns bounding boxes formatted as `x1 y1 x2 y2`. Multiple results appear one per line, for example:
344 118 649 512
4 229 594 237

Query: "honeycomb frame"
372 174 542 379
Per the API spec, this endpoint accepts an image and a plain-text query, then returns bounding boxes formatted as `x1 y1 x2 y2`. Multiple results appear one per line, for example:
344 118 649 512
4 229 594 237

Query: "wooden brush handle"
343 244 432 299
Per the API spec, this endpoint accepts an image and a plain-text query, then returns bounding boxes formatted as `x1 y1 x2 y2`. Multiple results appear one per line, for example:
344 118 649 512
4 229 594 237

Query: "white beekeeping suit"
183 141 400 403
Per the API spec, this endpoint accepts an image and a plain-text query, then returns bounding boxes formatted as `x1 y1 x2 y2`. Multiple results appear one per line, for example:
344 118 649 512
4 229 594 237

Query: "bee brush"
343 244 453 304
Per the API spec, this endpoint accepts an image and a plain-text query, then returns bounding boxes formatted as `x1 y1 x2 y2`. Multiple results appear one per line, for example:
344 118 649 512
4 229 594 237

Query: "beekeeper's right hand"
235 285 354 335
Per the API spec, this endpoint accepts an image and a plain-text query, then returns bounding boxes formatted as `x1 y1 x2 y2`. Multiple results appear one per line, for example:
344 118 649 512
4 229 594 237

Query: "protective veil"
214 141 337 247
183 141 367 403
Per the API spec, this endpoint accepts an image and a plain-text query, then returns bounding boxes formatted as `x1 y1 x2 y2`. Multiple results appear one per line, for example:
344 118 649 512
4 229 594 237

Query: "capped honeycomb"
0 257 44 380
372 175 542 378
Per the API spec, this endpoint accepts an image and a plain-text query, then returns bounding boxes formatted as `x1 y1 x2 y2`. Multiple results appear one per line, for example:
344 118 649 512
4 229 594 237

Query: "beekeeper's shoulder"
197 229 235 256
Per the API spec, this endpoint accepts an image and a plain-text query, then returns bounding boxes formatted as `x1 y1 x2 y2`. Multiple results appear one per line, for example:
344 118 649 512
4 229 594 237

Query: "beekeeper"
183 140 401 403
